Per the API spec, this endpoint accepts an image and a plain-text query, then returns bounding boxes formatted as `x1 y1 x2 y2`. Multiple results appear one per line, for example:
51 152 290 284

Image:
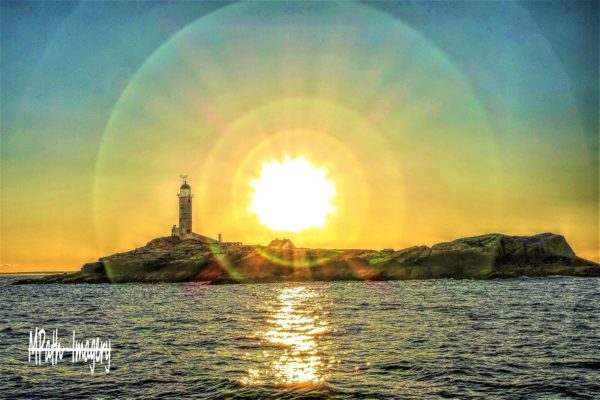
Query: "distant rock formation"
13 233 599 284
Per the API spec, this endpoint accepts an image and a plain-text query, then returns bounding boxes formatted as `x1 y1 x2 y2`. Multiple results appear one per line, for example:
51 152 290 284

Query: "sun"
249 156 336 232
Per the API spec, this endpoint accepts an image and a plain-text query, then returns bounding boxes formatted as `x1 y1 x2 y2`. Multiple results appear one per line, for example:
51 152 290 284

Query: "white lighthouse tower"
177 175 193 238
171 175 199 240
170 175 240 245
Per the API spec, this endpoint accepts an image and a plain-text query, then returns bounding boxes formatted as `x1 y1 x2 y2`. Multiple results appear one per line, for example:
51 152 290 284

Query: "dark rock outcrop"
13 233 600 284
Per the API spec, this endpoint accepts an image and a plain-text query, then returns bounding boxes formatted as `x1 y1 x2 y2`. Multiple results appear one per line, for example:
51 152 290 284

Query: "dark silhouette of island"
14 233 599 284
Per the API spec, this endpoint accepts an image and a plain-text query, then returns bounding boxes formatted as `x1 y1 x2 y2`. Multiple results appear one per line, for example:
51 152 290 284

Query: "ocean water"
1 277 599 399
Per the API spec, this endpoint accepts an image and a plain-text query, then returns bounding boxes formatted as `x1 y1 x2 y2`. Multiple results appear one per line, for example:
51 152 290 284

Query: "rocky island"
14 232 600 284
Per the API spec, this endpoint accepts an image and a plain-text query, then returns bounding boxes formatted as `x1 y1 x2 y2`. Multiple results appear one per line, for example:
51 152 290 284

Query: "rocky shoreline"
13 233 600 284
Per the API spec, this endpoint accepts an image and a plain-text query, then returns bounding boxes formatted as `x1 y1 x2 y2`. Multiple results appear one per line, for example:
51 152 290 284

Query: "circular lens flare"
249 156 335 232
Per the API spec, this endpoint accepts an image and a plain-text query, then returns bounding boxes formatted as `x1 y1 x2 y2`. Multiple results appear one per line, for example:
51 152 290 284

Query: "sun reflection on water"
241 286 330 386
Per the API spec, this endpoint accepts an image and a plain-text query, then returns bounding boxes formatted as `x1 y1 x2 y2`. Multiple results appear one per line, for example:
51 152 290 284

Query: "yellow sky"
2 1 598 272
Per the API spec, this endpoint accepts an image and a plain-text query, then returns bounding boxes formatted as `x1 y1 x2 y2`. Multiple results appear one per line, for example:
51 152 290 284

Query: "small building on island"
268 238 295 249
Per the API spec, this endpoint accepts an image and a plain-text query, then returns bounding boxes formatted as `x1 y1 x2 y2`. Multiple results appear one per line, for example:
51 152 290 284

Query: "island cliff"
14 232 599 284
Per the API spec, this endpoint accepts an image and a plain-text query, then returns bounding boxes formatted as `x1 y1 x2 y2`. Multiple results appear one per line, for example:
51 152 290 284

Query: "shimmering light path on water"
1 278 599 398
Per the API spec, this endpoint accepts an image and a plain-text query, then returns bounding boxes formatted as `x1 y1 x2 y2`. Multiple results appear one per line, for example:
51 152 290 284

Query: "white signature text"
28 328 112 373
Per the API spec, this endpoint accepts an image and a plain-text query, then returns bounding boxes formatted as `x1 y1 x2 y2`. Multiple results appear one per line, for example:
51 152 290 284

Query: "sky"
1 0 598 272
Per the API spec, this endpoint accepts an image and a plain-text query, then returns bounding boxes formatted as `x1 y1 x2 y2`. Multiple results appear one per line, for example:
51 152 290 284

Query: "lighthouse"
178 175 193 238
170 176 214 242
170 175 241 245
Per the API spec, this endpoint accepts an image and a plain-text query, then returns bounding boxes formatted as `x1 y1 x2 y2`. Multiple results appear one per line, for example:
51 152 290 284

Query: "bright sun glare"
249 156 335 232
